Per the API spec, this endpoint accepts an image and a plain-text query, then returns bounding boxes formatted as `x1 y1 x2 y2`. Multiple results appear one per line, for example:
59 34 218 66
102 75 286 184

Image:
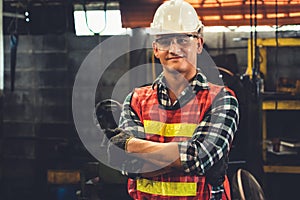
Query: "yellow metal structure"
246 38 300 78
262 100 300 110
262 100 300 174
263 165 300 174
248 38 300 174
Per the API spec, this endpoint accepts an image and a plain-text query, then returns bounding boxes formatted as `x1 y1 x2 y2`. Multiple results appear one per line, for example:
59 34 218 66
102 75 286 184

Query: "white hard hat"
150 0 203 35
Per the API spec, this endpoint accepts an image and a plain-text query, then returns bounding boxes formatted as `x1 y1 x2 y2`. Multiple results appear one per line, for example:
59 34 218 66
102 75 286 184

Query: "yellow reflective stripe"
144 120 197 137
137 179 197 196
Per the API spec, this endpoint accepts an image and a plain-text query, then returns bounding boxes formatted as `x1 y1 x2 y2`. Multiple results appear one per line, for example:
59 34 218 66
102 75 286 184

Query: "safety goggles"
155 34 199 51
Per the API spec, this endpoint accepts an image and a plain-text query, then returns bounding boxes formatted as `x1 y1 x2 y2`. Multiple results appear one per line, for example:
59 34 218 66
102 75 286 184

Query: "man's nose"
168 39 181 53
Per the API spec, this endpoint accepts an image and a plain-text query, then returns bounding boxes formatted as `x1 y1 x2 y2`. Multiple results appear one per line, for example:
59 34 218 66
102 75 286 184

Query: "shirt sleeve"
119 92 145 139
178 87 239 175
117 92 146 178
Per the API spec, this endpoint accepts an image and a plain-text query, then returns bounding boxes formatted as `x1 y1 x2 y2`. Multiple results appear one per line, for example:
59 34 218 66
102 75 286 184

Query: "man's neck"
164 69 197 102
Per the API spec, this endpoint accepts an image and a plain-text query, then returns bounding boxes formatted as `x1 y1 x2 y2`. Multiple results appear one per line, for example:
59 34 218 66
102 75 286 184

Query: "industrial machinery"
231 169 266 200
77 99 131 200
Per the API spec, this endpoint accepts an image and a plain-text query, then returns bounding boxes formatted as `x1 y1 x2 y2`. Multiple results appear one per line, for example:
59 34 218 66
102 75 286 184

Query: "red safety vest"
128 83 231 200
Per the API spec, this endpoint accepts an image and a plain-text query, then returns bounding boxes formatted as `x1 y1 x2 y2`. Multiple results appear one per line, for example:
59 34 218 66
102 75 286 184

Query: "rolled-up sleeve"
179 88 239 175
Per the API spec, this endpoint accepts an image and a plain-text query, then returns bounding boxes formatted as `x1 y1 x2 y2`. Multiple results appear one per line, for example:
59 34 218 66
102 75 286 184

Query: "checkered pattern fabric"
119 71 239 200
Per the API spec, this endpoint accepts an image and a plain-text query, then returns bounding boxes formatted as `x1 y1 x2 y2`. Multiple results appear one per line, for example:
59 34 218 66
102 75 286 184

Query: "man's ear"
197 37 204 54
152 42 160 58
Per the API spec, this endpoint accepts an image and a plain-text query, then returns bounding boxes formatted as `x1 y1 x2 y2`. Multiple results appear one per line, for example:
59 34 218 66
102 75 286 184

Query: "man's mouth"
166 55 184 60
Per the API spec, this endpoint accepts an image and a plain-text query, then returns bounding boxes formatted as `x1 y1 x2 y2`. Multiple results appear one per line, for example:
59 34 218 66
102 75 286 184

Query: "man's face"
152 33 203 75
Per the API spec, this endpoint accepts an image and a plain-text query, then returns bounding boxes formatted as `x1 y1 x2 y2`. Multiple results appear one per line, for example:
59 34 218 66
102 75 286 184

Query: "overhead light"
3 12 25 19
267 13 286 18
204 25 300 33
73 1 131 36
223 15 243 20
203 15 221 21
234 26 274 32
290 12 300 17
204 26 230 32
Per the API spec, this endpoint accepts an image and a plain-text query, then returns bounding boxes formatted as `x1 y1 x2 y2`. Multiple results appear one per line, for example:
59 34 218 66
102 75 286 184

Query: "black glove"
108 128 133 150
104 127 123 140
107 128 133 168
205 154 228 187
107 128 143 179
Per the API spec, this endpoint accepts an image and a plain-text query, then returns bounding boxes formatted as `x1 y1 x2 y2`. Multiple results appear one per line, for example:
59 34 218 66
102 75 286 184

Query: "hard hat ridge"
150 0 203 35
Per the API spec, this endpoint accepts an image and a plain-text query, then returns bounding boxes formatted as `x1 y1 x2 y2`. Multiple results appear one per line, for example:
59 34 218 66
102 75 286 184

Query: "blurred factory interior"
1 0 300 199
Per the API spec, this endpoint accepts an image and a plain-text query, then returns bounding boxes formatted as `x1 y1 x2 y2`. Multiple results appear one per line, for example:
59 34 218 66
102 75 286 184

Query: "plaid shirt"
119 71 239 199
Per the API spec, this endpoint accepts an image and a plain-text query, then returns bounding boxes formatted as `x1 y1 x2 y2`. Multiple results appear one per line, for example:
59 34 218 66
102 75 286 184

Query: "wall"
1 33 130 199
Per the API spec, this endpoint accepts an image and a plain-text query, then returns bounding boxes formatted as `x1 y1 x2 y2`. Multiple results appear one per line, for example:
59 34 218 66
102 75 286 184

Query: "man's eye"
158 39 170 46
177 38 189 44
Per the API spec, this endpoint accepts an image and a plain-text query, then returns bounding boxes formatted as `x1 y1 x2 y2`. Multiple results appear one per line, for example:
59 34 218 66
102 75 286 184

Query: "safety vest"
128 83 231 200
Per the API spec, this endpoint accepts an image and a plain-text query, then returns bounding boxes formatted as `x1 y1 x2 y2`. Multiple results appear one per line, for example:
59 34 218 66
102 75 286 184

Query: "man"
107 0 239 199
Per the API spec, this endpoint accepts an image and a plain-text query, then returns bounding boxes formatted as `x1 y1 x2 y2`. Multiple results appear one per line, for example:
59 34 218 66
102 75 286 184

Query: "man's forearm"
126 138 182 169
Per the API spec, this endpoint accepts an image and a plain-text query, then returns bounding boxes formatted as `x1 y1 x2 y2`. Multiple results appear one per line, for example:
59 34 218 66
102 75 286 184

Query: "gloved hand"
104 127 123 140
108 128 133 150
107 128 143 179
205 154 228 187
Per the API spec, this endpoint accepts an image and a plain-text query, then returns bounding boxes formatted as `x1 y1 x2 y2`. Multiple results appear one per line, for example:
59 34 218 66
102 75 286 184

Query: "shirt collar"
152 69 209 92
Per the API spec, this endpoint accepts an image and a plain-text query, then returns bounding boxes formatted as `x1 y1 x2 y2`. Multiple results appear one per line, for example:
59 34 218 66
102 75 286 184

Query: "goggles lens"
155 34 198 51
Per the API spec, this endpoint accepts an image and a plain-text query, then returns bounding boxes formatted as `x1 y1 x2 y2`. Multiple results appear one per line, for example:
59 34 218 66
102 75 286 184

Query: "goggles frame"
155 34 199 51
